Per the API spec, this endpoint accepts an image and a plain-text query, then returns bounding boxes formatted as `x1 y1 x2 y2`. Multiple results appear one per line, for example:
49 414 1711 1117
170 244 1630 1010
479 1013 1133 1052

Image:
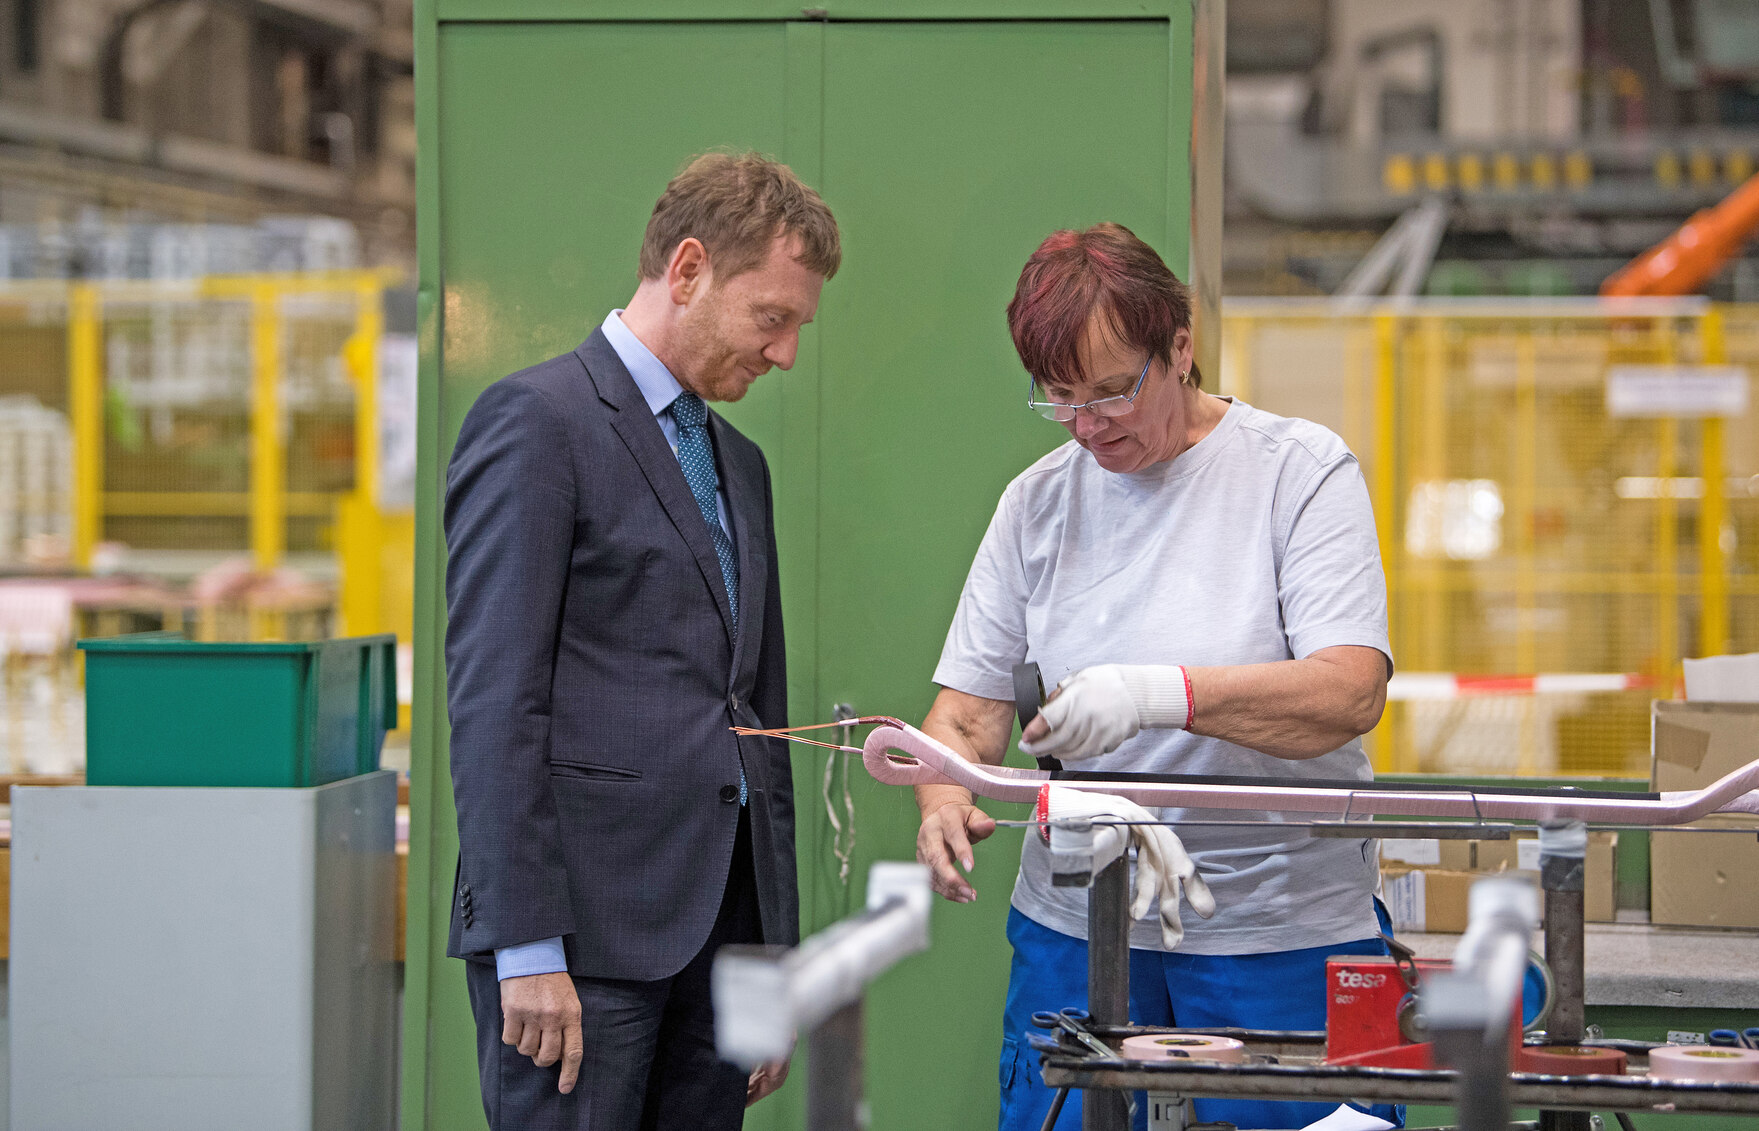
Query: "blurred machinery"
0 265 414 772
1225 298 1759 777
1602 170 1759 296
0 0 418 751
1222 1 1759 778
0 0 414 261
1225 0 1759 297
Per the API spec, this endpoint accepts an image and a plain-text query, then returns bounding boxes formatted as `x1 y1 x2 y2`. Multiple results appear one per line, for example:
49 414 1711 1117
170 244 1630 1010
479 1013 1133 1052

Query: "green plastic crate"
78 633 399 788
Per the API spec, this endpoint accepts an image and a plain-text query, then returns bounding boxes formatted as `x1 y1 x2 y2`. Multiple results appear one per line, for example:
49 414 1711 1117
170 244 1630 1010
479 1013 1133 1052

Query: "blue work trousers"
998 905 1404 1131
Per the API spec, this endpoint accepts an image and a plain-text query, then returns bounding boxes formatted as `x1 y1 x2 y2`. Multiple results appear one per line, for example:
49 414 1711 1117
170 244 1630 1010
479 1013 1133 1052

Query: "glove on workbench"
1042 785 1216 948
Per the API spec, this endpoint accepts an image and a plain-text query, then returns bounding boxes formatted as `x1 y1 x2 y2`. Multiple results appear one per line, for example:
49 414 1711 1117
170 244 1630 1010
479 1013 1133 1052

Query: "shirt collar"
601 310 685 418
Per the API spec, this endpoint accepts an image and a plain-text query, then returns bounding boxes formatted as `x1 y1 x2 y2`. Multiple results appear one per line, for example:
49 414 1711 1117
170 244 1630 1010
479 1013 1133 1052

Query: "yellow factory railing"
0 272 411 647
16 284 1757 777
1223 298 1759 779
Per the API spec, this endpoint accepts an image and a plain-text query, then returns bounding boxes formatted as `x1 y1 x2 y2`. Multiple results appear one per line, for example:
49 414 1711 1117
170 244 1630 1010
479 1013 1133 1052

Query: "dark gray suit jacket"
443 328 796 982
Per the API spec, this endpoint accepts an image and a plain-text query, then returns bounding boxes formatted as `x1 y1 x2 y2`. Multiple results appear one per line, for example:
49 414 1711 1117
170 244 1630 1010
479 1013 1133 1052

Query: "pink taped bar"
825 718 1759 825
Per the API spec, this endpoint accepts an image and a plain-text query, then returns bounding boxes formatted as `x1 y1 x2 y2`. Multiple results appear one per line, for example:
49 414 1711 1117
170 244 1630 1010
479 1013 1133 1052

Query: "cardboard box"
1650 701 1759 928
1472 832 1617 922
1380 831 1616 925
1380 837 1474 871
1585 834 1615 923
1380 866 1475 934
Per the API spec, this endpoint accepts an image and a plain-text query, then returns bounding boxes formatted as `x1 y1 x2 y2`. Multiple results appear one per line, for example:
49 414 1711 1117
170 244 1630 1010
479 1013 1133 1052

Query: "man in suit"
445 152 840 1129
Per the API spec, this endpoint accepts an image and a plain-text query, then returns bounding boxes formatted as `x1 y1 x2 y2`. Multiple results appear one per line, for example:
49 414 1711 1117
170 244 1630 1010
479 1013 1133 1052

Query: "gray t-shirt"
933 399 1390 955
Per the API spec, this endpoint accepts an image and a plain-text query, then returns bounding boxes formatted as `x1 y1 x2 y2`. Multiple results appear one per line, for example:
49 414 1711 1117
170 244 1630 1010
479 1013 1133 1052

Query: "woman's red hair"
1006 223 1197 389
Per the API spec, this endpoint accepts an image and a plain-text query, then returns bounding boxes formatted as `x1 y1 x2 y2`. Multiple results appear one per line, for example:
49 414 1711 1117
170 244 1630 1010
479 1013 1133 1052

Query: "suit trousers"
466 810 763 1131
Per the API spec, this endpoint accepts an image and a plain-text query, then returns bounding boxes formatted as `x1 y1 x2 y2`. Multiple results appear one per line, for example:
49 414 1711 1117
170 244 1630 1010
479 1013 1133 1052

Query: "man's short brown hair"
639 152 841 284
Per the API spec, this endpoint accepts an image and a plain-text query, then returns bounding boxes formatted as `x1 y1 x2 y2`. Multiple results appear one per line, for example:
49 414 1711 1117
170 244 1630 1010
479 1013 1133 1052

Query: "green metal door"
409 21 800 1130
409 7 1191 1129
810 21 1184 1129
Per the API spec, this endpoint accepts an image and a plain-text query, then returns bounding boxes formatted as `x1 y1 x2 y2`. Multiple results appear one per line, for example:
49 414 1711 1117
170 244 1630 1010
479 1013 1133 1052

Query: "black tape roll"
1012 662 1060 772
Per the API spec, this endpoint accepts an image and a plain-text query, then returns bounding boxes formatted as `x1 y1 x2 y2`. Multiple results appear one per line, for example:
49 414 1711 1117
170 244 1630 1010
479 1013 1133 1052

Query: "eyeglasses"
1026 355 1153 422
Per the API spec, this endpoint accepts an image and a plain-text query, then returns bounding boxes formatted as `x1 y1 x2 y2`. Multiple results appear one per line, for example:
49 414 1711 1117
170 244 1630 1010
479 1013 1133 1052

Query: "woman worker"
913 223 1399 1131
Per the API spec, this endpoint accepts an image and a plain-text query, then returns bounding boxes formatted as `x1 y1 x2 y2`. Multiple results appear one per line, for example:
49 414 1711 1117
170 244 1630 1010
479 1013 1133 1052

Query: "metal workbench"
1038 821 1759 1130
1038 1033 1759 1118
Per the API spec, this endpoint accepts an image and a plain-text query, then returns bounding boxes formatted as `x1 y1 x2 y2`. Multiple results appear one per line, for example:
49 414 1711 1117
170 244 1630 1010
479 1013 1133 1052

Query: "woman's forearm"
1186 645 1388 759
914 687 1015 813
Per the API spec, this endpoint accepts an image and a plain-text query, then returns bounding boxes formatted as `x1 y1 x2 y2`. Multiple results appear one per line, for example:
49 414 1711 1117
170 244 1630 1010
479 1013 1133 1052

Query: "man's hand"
500 971 585 1094
746 1058 790 1106
916 798 996 903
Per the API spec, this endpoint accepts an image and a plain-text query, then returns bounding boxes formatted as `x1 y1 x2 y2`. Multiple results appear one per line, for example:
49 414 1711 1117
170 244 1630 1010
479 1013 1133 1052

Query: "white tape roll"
1121 1034 1246 1063
1649 1045 1759 1083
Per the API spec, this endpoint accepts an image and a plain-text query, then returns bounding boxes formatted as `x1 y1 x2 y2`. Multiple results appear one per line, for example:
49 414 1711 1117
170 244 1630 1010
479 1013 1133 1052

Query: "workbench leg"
1539 821 1589 1131
1086 855 1131 1131
808 999 866 1131
1432 1024 1515 1131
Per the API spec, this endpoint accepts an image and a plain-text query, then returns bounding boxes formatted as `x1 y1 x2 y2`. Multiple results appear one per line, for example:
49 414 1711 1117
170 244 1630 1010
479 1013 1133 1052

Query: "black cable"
1039 1086 1069 1131
1615 1113 1639 1131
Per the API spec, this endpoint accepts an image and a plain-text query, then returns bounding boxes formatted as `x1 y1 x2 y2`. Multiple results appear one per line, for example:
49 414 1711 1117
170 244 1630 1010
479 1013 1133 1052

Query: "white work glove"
1043 786 1216 948
1298 1105 1396 1131
1019 664 1193 762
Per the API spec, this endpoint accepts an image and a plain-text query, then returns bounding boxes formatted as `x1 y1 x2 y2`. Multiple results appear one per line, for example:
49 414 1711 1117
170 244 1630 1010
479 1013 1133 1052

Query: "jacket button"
728 693 741 711
719 784 739 803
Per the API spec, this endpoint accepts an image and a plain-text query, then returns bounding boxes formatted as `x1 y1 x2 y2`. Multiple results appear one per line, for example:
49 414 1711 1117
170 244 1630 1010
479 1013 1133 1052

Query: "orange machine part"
1517 1045 1628 1075
1601 171 1759 297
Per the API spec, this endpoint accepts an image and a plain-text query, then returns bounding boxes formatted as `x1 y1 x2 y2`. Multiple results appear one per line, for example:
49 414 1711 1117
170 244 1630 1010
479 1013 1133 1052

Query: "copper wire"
730 719 877 754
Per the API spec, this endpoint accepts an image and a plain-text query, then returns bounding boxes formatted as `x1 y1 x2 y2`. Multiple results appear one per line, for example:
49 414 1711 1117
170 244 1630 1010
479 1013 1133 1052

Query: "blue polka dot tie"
670 392 739 622
671 391 746 805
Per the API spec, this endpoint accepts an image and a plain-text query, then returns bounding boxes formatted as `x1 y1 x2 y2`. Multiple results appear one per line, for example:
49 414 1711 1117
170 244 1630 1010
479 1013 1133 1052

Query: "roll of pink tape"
1649 1045 1759 1083
1120 1034 1247 1063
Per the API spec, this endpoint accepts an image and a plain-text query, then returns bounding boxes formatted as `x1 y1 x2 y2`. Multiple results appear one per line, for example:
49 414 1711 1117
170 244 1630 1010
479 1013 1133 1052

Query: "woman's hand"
1019 664 1148 760
912 687 1017 902
916 797 997 903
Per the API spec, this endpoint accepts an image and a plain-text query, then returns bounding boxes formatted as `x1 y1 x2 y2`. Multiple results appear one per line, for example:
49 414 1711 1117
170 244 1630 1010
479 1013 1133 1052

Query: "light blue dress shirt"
601 310 735 541
495 311 735 982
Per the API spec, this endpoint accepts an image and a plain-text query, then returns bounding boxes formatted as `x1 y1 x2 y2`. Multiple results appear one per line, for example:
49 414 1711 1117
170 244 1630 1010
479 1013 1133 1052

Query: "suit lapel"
575 332 737 643
711 410 768 672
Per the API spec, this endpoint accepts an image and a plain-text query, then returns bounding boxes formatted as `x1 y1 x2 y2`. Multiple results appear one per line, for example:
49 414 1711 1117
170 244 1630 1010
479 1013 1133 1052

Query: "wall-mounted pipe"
1189 0 1226 390
100 0 375 123
0 100 347 198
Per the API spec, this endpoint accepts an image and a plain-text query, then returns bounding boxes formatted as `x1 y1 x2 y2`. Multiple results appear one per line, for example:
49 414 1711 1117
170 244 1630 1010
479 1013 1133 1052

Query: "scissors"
1030 1007 1119 1060
1030 1008 1140 1122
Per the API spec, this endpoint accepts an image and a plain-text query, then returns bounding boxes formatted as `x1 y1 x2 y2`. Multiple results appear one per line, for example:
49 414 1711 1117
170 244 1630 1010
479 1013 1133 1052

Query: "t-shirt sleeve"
932 489 1030 701
1278 457 1393 671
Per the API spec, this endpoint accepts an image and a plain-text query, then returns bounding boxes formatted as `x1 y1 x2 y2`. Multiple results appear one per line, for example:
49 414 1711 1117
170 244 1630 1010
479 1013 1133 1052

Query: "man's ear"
666 238 712 306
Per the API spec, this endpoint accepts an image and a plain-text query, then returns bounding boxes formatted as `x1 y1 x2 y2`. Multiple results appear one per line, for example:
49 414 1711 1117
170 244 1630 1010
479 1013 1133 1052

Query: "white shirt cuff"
495 937 567 981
